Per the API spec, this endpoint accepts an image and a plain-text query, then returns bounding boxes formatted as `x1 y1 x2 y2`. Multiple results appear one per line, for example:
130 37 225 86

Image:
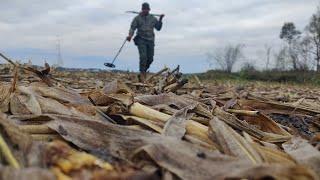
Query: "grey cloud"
0 0 319 72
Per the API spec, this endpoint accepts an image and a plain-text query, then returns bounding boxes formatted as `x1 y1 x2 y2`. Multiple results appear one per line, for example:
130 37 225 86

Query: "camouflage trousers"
135 37 154 73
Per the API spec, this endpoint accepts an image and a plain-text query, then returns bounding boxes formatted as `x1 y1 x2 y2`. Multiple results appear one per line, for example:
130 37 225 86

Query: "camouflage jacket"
129 14 162 42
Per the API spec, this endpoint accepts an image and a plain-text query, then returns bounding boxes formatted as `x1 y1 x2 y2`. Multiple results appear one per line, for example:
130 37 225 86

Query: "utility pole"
56 36 64 67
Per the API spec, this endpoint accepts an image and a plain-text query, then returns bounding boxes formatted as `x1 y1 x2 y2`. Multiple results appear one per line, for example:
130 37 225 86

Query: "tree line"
207 5 320 73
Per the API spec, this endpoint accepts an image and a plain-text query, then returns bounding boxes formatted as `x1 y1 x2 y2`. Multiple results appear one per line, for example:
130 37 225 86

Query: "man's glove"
126 35 132 42
160 14 165 21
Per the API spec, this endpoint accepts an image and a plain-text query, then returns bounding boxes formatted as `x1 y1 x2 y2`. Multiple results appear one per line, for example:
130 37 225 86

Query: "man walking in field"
126 2 164 82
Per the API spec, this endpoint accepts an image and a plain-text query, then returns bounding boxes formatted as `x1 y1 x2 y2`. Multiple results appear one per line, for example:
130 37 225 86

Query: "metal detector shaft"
110 39 127 65
126 11 162 17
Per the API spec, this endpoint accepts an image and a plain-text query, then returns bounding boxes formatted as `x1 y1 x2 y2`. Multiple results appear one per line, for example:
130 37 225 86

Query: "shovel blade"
104 63 116 68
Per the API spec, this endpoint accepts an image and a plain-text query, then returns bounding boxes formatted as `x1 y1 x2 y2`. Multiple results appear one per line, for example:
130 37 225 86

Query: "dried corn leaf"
283 137 320 177
36 96 73 116
129 102 212 145
162 105 195 139
209 117 263 164
243 113 291 136
0 167 55 180
135 93 191 108
213 107 291 142
240 99 320 115
133 142 316 180
251 143 296 165
103 80 134 95
46 115 217 163
10 92 42 115
132 142 247 180
46 115 166 161
29 85 90 105
226 164 318 180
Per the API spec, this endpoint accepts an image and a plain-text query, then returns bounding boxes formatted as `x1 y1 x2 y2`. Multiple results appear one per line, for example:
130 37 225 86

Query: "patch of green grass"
189 70 320 86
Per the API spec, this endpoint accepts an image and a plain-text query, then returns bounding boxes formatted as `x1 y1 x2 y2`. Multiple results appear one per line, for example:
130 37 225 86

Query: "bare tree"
306 6 320 71
280 22 301 70
274 47 288 71
295 36 313 70
207 44 245 73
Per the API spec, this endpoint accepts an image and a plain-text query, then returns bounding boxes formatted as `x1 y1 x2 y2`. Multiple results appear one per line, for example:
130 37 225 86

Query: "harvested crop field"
0 55 319 180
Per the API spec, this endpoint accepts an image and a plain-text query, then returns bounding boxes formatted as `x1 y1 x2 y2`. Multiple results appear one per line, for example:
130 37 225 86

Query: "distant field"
191 70 320 86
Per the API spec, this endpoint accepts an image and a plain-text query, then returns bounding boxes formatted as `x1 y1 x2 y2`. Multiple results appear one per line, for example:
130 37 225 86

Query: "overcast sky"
1 0 319 73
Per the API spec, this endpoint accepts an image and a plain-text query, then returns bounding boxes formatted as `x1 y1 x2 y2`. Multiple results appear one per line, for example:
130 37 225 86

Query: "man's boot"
143 72 147 82
138 72 146 83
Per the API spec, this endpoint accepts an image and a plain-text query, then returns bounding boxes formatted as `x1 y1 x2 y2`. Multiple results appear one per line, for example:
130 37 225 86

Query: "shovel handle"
126 11 162 17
